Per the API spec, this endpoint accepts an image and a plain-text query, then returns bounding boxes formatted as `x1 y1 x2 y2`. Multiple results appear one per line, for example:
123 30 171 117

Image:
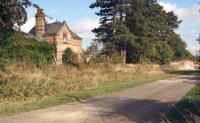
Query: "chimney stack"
35 8 45 38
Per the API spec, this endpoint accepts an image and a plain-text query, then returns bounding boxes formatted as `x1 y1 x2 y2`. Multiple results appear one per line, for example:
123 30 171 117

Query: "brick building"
29 8 83 64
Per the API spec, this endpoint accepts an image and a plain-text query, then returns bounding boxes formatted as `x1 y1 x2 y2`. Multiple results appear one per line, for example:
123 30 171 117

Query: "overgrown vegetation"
62 48 76 65
166 85 200 123
0 32 55 67
0 0 55 67
0 63 166 101
0 63 177 115
0 0 36 44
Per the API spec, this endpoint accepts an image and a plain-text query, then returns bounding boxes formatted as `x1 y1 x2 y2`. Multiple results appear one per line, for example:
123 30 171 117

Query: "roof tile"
29 22 82 40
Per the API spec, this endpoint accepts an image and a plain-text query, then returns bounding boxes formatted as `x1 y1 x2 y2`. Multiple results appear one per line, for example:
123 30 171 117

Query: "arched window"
63 33 67 43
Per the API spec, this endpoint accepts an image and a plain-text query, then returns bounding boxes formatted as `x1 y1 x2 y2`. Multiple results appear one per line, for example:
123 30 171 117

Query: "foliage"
156 42 174 64
62 48 76 65
0 32 55 67
0 0 33 44
90 0 134 64
125 0 190 64
84 42 100 57
88 52 123 64
0 0 32 29
166 85 200 123
90 0 191 64
85 42 123 64
88 55 109 64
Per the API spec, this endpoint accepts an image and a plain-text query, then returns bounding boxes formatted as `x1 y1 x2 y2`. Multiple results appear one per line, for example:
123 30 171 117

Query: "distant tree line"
89 0 191 64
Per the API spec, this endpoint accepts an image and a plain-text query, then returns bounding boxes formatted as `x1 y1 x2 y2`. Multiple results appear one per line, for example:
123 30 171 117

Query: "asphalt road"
0 75 196 123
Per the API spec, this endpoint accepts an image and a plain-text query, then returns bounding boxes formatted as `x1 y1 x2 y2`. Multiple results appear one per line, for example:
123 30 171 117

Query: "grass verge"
167 82 200 123
0 73 177 116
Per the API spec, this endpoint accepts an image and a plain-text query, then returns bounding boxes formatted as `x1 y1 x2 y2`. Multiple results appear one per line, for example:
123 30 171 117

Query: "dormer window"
63 33 67 43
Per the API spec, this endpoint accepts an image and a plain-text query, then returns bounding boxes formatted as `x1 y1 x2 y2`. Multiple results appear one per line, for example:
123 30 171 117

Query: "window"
63 33 67 43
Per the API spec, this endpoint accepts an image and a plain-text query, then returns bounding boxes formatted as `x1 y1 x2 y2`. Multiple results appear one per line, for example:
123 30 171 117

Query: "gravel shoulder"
0 75 196 123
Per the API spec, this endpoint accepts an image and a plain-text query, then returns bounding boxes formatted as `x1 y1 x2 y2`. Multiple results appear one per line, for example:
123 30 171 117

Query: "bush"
111 53 123 64
156 42 174 65
62 48 76 65
87 52 123 64
0 32 55 67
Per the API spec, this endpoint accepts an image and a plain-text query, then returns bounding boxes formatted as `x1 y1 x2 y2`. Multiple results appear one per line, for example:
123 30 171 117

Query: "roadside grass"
166 70 196 75
166 83 200 123
0 73 177 116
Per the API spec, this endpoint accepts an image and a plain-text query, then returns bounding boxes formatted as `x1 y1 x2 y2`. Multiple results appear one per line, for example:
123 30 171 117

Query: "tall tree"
90 0 134 64
0 0 32 29
125 0 190 63
0 0 33 44
90 0 190 64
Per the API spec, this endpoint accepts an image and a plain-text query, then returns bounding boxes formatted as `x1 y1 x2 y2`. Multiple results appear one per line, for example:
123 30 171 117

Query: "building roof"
29 22 82 40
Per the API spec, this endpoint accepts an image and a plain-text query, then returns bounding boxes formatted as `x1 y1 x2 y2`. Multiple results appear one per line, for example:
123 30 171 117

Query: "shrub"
156 42 174 65
111 53 123 64
0 31 55 67
62 48 76 65
89 55 109 64
87 53 123 64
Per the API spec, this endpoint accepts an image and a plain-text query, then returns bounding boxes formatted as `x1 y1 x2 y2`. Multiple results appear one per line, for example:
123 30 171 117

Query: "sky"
21 0 200 55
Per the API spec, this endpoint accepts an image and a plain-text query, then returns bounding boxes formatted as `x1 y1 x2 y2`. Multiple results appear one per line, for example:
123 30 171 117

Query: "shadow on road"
83 97 174 123
61 75 197 123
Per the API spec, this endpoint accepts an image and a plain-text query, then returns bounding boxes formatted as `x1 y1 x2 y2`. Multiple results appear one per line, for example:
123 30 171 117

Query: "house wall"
43 25 83 64
43 36 55 44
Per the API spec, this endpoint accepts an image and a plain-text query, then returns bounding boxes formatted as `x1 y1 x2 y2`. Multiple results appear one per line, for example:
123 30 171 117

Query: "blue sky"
21 0 200 54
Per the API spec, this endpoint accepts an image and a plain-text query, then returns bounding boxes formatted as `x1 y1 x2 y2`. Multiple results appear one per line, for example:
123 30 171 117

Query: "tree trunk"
120 44 123 59
123 42 127 64
108 43 113 64
121 42 126 64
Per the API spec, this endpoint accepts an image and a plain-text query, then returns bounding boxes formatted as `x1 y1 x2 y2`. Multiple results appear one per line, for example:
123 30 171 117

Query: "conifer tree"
90 0 191 64
125 0 190 63
90 0 134 64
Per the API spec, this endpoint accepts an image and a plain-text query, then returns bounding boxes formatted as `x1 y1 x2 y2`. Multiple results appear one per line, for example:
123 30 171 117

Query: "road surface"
0 75 196 123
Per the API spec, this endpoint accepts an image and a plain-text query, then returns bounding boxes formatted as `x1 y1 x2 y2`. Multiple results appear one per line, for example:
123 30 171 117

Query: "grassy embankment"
0 63 187 116
167 82 200 123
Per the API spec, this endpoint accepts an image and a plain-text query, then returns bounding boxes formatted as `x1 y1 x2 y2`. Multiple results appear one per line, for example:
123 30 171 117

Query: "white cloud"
72 18 99 48
20 17 35 33
72 18 99 34
159 2 200 22
159 2 177 12
159 2 200 54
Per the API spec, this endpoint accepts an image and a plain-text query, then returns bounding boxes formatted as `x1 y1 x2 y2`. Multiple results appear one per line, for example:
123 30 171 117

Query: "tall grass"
165 85 200 123
0 63 164 102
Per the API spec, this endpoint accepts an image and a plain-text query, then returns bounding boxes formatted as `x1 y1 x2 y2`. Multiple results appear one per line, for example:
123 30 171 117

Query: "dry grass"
0 63 164 102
